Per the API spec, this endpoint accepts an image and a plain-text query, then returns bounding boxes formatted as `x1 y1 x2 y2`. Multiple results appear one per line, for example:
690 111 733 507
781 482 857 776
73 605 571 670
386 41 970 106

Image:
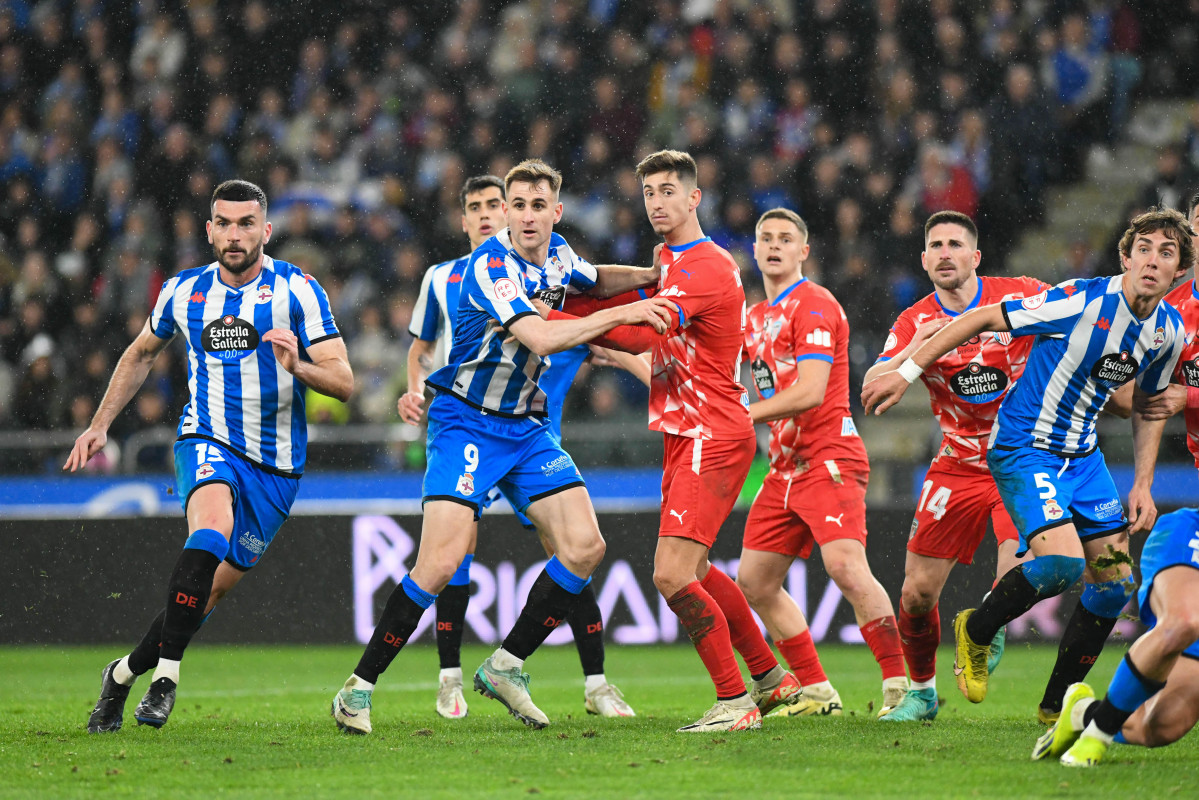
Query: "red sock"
898 604 940 683
775 630 827 685
700 566 778 677
861 615 906 680
667 582 746 699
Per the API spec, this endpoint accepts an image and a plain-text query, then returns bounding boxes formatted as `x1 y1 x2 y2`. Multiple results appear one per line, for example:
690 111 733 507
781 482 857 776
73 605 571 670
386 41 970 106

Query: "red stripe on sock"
700 566 778 676
861 615 906 680
667 582 745 699
775 630 827 686
898 604 940 683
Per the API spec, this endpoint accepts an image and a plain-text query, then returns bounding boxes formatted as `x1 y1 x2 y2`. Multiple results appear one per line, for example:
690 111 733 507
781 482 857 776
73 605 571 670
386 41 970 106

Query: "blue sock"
447 554 473 587
545 555 590 595
401 574 437 609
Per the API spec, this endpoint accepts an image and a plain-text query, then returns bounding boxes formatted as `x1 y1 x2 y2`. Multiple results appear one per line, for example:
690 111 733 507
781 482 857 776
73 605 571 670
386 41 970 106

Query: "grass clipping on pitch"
2 643 1197 798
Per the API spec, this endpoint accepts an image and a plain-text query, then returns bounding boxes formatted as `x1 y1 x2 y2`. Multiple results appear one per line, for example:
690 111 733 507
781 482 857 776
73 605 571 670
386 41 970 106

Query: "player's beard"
931 261 969 291
216 240 262 274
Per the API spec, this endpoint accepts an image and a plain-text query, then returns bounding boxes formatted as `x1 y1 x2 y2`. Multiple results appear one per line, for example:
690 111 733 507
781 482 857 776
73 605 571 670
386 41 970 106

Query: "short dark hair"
459 175 505 211
1117 206 1195 273
755 208 808 240
635 149 698 185
1188 190 1199 218
211 179 267 216
924 210 977 245
505 159 562 196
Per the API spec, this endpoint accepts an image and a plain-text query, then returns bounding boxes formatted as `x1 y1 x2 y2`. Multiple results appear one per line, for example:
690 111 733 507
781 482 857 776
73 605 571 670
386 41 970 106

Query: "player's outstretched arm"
590 264 660 298
263 331 354 402
1128 384 1169 534
508 298 672 357
861 318 950 385
590 345 652 387
751 359 832 423
862 303 1007 415
399 338 436 425
1133 382 1188 421
64 320 172 472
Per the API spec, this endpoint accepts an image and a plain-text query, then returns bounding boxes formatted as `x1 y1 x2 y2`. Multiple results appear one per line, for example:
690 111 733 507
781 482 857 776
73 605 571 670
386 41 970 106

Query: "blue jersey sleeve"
291 272 340 346
1137 317 1186 395
409 264 442 341
467 250 537 327
1001 281 1087 338
150 277 179 339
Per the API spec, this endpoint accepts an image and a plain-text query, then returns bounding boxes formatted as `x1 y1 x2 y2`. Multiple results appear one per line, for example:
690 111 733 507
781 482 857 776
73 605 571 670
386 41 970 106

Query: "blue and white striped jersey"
408 254 470 371
993 275 1185 455
149 256 340 474
426 229 598 417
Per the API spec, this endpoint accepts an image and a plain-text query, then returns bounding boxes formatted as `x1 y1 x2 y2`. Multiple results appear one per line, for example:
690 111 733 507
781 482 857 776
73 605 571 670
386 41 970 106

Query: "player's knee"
1154 615 1199 656
735 574 770 608
900 580 937 616
555 533 605 574
1079 575 1137 618
1021 554 1086 596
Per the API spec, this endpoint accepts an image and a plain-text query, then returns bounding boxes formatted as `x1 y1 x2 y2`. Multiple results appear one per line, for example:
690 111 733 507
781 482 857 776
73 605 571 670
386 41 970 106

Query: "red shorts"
742 460 869 559
908 463 1018 564
659 433 755 548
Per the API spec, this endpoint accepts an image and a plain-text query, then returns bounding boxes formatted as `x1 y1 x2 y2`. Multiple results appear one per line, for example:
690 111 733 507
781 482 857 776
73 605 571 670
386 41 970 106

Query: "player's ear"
553 202 563 224
262 221 272 243
689 187 702 212
205 219 213 244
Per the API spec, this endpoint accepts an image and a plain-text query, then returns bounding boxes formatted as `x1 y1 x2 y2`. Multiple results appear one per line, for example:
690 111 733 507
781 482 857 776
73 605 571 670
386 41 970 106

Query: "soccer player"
332 159 668 733
72 179 353 732
736 208 907 718
863 208 1190 710
863 211 1048 722
551 150 803 732
1032 199 1199 765
403 175 635 720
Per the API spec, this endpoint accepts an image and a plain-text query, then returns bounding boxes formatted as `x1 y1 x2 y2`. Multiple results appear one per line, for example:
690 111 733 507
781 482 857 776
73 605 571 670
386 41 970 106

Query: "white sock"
1081 719 1115 745
153 658 180 685
1071 697 1096 730
584 674 607 693
345 674 374 692
910 678 935 691
439 667 463 684
491 648 523 672
113 655 136 686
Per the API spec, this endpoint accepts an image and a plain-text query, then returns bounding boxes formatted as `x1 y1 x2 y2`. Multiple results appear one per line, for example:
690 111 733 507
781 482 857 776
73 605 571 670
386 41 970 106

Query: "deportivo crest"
256 284 274 303
455 472 475 496
1152 327 1165 348
1043 499 1064 521
196 463 215 481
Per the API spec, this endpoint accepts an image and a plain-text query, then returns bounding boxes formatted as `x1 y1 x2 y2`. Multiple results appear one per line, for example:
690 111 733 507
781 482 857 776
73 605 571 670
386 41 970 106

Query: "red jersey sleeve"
787 292 843 364
877 308 918 362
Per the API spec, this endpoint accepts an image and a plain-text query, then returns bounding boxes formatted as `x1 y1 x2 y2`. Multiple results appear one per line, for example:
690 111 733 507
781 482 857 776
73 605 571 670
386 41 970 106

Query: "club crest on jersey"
1022 292 1047 310
1152 327 1165 348
202 316 259 361
949 363 1008 404
456 472 474 496
909 519 918 541
1091 351 1138 386
256 285 274 303
196 463 215 481
492 277 519 302
993 331 1012 346
1043 499 1064 521
763 314 783 339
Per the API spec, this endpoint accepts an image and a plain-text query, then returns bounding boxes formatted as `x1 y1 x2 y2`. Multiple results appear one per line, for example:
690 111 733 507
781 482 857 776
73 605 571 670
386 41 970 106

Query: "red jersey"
1165 279 1199 468
649 239 753 440
745 278 866 474
877 275 1047 473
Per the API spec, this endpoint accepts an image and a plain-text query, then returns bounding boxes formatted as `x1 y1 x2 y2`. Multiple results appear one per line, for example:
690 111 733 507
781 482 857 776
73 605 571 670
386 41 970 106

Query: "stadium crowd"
0 0 1195 465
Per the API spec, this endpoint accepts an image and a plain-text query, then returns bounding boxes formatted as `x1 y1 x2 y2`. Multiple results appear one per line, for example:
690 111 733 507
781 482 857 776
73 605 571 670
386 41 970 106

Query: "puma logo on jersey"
824 513 844 527
806 329 832 348
669 509 688 523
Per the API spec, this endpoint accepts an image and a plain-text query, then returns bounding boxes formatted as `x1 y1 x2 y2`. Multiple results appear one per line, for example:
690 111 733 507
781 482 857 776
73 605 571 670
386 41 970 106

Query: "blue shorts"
174 438 299 570
423 395 585 518
1137 508 1199 659
987 446 1127 554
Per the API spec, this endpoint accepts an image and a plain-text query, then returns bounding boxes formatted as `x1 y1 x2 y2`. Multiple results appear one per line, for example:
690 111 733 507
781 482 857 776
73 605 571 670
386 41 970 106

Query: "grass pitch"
2 642 1197 799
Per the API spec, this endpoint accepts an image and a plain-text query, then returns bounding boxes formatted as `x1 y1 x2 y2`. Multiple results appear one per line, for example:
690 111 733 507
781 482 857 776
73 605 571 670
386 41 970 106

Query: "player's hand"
64 428 107 472
588 345 623 368
530 298 552 319
652 243 665 271
621 297 674 333
1127 482 1157 535
262 329 300 373
861 372 909 415
398 390 426 425
909 318 950 351
1135 384 1186 420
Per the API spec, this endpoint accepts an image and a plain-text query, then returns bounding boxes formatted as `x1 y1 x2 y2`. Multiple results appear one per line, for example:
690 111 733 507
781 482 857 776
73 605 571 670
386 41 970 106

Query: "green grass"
2 643 1197 799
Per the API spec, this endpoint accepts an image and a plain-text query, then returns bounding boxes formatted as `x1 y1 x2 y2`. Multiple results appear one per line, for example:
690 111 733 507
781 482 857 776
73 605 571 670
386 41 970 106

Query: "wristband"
896 358 923 384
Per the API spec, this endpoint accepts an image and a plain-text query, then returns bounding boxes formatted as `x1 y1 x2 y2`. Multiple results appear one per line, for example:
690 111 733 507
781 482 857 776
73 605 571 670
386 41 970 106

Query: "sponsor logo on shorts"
1043 499 1064 521
456 472 474 496
1090 351 1138 386
669 509 688 524
540 455 573 476
825 513 844 527
237 531 266 555
1093 499 1122 520
196 463 215 480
